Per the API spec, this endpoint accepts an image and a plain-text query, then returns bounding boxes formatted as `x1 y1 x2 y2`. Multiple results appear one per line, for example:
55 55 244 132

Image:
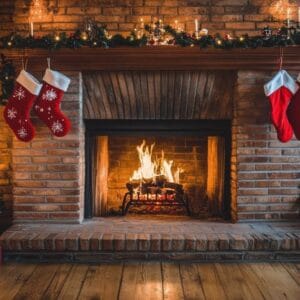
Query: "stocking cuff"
16 70 42 96
43 68 71 92
264 70 299 97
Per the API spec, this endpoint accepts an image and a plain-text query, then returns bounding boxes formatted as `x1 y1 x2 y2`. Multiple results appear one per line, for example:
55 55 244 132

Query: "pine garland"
0 24 299 50
0 54 15 105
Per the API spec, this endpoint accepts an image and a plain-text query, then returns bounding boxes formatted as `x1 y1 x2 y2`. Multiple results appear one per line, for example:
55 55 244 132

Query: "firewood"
164 182 183 192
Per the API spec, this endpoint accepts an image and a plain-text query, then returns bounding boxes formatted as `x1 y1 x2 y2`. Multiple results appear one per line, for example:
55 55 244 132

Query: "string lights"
0 21 299 50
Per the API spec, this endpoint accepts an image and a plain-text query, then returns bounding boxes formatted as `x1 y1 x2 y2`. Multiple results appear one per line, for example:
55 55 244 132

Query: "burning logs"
126 175 184 195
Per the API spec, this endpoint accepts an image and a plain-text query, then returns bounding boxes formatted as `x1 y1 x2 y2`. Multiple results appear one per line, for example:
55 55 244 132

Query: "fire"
130 140 183 183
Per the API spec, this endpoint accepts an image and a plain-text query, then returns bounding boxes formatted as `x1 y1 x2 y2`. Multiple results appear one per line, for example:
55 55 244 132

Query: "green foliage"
0 54 15 105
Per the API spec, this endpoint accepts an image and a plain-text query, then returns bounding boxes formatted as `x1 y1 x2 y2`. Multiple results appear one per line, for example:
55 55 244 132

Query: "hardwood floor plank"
196 263 227 300
179 263 205 300
250 263 300 300
119 262 163 300
57 264 89 300
78 263 123 300
238 264 273 300
0 263 37 300
0 263 17 285
14 264 59 300
215 263 263 300
42 264 73 300
282 263 300 286
161 263 184 300
141 262 163 300
1 262 299 300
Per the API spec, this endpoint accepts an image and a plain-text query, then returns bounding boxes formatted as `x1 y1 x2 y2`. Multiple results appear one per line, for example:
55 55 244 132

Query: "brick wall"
233 71 300 221
0 0 298 37
11 72 85 223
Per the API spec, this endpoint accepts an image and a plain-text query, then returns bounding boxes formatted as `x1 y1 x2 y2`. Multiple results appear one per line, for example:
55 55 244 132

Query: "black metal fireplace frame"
84 120 232 220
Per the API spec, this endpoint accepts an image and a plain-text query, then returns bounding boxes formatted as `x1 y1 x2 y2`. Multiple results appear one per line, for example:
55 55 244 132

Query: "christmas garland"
0 23 299 50
0 55 15 105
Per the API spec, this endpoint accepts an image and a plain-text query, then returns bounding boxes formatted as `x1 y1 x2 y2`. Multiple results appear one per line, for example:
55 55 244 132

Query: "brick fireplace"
0 65 299 225
0 0 300 262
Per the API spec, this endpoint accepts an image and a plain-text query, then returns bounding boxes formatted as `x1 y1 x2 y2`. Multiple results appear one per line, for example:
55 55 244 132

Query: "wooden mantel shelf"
2 46 300 71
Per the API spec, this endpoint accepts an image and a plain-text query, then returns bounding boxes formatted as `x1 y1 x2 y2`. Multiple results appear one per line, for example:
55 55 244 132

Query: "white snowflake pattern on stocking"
51 120 64 133
17 127 27 139
13 87 25 101
7 108 17 119
42 88 57 101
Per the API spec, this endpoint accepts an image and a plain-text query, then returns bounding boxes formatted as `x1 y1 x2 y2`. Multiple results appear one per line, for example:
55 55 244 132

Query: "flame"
130 140 183 183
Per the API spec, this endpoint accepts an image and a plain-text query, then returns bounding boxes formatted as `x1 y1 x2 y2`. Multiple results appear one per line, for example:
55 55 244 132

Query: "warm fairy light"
81 31 88 40
239 36 245 41
54 34 60 41
130 140 183 184
216 39 222 45
7 41 12 47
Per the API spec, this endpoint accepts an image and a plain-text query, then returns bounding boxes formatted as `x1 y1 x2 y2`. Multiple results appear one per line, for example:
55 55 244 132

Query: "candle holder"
193 31 199 39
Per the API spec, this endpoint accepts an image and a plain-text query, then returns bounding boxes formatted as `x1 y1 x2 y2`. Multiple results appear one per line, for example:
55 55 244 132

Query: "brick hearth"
0 216 299 262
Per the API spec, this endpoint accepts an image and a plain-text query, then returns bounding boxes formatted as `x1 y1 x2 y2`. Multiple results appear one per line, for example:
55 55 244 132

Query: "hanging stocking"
3 70 42 142
264 70 299 142
34 68 71 137
287 74 300 140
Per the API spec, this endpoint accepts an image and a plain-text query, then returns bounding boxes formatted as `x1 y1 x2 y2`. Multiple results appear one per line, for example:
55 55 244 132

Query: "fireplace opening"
85 120 231 220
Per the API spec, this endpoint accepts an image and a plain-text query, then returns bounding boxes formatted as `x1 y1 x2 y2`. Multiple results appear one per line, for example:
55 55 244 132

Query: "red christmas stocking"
3 70 42 142
34 68 71 137
264 70 299 143
287 74 300 140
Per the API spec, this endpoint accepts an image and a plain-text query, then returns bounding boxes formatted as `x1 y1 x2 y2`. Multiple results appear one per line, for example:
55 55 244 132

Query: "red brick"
159 7 178 15
103 7 131 15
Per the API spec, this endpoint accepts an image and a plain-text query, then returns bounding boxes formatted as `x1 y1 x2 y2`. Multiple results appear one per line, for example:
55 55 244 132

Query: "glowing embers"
129 140 183 184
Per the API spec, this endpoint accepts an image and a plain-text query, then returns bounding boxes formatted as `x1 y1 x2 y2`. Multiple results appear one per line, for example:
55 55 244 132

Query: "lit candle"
195 19 199 33
30 22 34 37
287 7 291 28
175 20 178 30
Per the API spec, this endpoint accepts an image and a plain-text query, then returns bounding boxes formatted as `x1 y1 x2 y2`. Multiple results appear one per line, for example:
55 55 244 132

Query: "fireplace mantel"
2 46 300 71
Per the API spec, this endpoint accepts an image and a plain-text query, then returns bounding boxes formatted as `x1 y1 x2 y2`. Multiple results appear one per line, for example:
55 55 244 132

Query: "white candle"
195 19 199 33
287 8 291 28
298 7 300 26
30 22 34 36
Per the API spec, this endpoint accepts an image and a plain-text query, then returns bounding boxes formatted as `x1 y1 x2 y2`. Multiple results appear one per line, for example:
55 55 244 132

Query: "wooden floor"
0 263 299 300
